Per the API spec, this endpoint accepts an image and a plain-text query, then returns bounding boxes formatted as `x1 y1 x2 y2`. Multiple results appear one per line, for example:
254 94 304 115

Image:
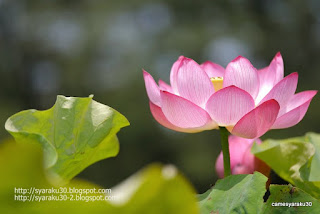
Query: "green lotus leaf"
261 185 320 213
198 172 268 214
5 95 129 183
252 132 320 199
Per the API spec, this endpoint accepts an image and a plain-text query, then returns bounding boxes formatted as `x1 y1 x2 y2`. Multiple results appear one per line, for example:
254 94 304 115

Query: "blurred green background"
0 0 319 193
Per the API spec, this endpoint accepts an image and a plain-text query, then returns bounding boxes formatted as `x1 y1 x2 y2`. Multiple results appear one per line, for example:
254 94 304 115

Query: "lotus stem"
219 126 231 177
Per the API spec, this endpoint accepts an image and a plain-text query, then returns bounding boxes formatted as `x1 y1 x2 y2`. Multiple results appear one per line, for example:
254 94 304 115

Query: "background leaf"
252 133 320 199
0 142 110 214
5 95 129 183
198 172 268 214
107 163 200 214
0 142 199 214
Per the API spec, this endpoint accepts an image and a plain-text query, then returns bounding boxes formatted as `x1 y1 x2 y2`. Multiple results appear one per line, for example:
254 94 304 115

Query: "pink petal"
271 102 312 129
176 58 214 107
228 136 253 169
224 56 260 99
149 102 214 133
158 79 173 93
215 153 224 178
229 135 257 145
149 101 183 132
231 99 280 139
200 61 224 78
285 90 317 112
259 72 298 112
256 67 272 103
241 143 257 173
232 165 252 175
269 52 284 85
143 70 161 106
216 136 269 177
160 91 214 129
170 56 184 94
215 135 257 178
256 52 284 103
205 86 255 126
272 90 317 129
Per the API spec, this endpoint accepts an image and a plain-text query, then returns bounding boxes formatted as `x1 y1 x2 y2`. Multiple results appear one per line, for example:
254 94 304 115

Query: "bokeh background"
0 0 319 193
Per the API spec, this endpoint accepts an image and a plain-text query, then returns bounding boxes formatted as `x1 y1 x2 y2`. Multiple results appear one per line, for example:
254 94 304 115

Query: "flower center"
210 77 223 92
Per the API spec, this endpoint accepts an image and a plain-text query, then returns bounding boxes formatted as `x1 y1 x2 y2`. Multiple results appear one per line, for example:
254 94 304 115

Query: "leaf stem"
219 126 231 177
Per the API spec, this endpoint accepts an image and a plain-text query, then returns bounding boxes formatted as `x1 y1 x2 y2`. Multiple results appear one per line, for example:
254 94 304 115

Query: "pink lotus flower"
215 135 270 178
143 53 317 138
